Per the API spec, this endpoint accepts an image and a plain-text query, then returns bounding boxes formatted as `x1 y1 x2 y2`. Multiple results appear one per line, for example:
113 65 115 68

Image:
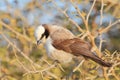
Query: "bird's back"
50 26 75 42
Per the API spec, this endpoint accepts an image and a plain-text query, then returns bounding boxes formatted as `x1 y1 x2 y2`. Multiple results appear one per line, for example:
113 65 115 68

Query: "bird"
34 24 112 67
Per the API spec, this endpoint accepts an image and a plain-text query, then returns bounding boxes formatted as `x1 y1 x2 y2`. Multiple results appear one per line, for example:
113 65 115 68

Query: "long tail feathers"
89 55 112 67
82 51 112 67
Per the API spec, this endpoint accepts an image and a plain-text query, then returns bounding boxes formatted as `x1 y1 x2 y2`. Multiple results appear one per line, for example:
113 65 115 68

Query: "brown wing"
52 38 91 56
52 38 112 67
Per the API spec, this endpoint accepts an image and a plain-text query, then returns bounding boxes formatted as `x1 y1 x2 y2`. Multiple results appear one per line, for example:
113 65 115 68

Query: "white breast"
44 37 73 63
44 37 55 56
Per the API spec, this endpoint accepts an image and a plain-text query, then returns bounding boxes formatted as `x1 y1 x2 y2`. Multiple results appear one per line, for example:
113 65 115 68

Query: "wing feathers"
52 38 112 67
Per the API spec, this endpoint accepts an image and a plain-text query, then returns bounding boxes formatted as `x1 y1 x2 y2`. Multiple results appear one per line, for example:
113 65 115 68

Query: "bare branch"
12 47 30 72
100 0 104 25
0 20 36 44
0 32 34 64
99 19 120 34
70 0 89 32
52 1 84 33
86 0 96 30
73 59 85 72
103 67 109 80
98 35 106 53
23 64 59 79
70 0 86 24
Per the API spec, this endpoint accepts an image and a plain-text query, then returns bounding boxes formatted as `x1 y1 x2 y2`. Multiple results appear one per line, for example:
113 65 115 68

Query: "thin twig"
0 20 36 44
98 35 106 53
73 60 85 72
70 0 89 32
41 57 51 66
57 63 65 72
70 0 86 25
0 32 34 64
41 64 56 72
103 67 109 80
81 31 89 39
4 0 29 26
52 1 84 33
23 64 58 79
12 47 30 72
86 0 96 31
109 61 120 73
112 70 120 80
100 0 104 25
46 71 59 79
99 19 120 34
0 59 1 76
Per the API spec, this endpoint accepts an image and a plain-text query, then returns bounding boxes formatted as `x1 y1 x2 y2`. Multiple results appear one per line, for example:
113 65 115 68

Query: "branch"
70 0 90 32
12 47 30 72
86 0 97 31
0 32 34 64
0 32 43 71
4 0 29 26
52 1 84 33
73 59 85 72
103 67 109 80
99 19 120 34
70 0 86 24
98 35 106 54
23 64 58 79
0 20 36 44
100 0 104 25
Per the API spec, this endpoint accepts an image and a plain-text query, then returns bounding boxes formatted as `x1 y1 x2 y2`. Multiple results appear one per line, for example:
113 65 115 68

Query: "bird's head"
34 24 49 45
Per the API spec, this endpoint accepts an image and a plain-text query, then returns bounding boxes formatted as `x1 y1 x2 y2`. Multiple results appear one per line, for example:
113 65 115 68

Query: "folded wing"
52 38 112 67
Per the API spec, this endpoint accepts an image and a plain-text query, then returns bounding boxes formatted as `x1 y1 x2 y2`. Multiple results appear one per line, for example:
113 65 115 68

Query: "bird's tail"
82 51 112 67
89 54 112 67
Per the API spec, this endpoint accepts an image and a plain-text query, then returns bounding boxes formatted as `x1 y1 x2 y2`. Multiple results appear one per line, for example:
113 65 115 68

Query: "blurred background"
0 0 120 80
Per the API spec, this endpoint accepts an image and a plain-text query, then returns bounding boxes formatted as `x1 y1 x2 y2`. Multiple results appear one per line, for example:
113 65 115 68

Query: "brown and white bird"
34 24 112 67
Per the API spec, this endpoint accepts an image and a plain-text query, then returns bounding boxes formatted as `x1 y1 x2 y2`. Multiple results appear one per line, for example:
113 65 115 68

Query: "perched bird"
34 24 112 67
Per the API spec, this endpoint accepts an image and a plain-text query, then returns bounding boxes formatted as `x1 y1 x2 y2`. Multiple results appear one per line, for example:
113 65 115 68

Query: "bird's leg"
73 59 85 72
52 60 65 72
52 60 60 66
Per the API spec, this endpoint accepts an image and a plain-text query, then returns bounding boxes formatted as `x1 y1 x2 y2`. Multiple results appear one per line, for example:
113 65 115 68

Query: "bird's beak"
37 40 42 45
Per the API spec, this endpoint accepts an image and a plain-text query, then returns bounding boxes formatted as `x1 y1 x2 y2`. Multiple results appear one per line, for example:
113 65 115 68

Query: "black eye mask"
40 33 45 40
44 29 49 38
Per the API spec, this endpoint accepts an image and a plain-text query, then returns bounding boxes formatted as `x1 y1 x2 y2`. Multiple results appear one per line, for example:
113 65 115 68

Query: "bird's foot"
52 60 65 72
